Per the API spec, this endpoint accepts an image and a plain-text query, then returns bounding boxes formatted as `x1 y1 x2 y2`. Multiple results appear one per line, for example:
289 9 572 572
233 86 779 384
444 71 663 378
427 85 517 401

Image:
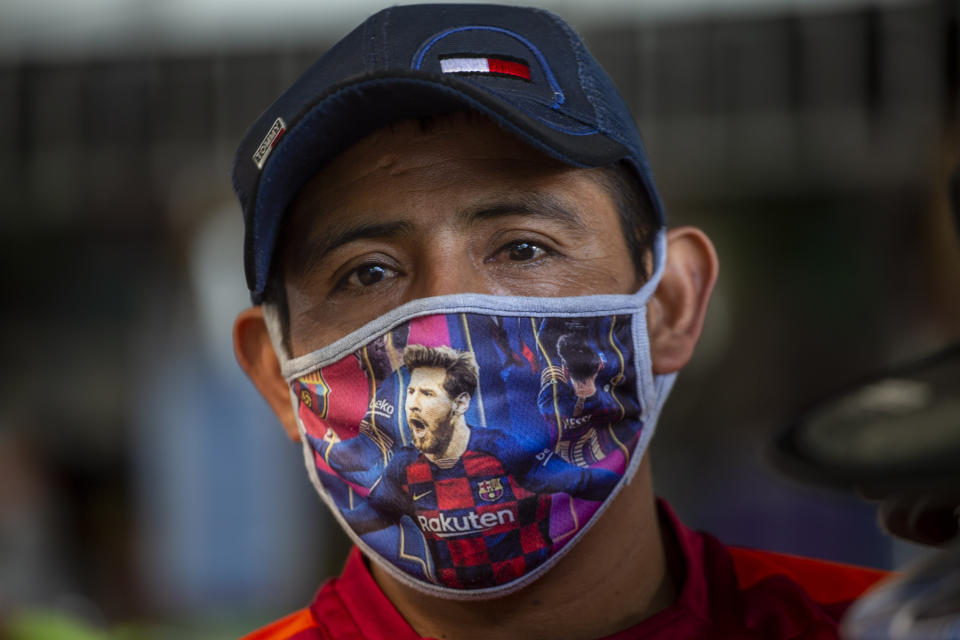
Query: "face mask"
266 230 675 599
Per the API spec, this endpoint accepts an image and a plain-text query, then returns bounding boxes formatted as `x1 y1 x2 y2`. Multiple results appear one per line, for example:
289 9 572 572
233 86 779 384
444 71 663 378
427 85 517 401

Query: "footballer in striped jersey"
345 344 619 588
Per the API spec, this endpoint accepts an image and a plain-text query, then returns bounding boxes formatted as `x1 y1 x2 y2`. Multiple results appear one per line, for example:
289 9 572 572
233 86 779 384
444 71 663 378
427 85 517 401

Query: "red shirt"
242 502 887 640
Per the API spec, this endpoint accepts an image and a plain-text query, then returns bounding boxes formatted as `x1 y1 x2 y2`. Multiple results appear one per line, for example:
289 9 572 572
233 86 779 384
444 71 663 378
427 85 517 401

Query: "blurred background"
1 0 958 637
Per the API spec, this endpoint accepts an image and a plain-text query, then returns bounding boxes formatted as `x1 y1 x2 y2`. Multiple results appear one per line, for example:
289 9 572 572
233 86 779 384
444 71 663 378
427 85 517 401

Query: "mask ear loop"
262 301 340 537
623 227 676 486
261 302 292 367
261 302 305 429
646 228 677 422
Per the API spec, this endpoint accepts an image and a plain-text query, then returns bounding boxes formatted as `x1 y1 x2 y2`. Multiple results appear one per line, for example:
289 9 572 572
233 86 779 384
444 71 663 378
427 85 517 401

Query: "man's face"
405 367 458 455
279 113 642 358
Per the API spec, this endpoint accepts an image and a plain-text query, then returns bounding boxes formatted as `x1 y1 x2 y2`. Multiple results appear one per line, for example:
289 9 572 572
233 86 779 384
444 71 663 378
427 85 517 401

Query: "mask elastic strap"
261 303 292 366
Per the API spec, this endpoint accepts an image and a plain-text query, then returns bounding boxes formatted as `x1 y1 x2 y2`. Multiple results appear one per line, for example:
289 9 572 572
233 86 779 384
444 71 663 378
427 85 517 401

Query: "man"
343 344 618 589
230 5 886 638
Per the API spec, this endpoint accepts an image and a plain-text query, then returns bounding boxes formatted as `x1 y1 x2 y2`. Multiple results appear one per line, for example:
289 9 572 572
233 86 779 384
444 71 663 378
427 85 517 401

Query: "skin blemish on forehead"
377 154 399 173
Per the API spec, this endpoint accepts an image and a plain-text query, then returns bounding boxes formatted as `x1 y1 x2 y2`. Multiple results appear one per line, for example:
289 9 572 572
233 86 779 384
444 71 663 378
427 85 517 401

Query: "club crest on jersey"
477 478 504 502
300 388 312 408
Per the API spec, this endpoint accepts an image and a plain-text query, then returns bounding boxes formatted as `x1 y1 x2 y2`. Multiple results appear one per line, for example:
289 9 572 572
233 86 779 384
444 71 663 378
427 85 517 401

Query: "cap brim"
247 71 644 300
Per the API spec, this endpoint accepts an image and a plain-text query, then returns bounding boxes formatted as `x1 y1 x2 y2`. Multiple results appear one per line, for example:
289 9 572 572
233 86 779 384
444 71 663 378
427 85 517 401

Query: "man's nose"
406 240 498 299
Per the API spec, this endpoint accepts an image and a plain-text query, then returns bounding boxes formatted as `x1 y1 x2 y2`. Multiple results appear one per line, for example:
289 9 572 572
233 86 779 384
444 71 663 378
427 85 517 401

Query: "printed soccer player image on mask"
267 231 675 599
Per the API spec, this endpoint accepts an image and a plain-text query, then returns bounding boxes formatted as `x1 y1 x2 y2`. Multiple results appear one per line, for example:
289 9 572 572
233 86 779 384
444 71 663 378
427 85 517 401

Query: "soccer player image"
343 344 619 589
292 325 414 496
539 331 640 468
361 325 410 386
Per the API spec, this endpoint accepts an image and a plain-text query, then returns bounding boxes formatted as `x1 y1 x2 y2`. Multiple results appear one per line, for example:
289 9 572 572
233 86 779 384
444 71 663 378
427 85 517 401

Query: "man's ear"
453 393 471 417
234 306 300 441
647 227 719 375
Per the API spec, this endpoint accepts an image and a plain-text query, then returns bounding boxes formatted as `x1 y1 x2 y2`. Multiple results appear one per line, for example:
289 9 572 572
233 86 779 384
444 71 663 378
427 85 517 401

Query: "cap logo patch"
439 54 531 81
252 117 286 170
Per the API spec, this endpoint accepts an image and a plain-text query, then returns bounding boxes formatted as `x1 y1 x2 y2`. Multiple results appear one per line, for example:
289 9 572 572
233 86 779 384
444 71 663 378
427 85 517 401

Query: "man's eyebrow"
454 193 589 232
295 219 414 276
292 194 586 275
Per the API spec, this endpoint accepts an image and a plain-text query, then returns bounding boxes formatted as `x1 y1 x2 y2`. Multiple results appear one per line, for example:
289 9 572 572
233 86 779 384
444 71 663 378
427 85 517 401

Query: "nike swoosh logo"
413 490 433 501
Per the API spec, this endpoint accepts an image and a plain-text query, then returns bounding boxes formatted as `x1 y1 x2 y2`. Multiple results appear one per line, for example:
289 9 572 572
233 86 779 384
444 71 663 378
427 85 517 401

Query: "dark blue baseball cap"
232 3 666 303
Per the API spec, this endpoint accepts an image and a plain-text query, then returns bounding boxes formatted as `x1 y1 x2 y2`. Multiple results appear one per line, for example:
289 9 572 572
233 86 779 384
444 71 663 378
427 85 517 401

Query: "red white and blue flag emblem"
439 56 531 81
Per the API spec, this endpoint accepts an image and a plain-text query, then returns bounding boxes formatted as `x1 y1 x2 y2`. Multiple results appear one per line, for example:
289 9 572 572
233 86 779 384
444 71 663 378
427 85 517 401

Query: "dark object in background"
772 322 960 640
772 161 960 535
951 160 960 233
774 159 960 493
772 162 960 638
773 341 960 493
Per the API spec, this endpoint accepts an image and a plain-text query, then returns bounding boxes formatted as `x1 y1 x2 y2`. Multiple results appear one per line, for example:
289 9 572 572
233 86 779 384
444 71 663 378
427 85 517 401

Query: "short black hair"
556 334 602 382
402 344 479 400
594 161 656 283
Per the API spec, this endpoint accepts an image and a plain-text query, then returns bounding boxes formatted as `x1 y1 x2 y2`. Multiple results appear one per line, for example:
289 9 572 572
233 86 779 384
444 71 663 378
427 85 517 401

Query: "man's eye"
343 264 397 289
505 241 547 262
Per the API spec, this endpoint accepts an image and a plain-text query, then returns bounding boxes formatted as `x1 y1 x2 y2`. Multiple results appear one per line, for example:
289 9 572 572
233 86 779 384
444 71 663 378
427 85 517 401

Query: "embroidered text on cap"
252 117 287 170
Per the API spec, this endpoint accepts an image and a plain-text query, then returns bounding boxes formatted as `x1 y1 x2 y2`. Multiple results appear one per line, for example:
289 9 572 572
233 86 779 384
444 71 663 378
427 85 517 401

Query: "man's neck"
370 455 677 640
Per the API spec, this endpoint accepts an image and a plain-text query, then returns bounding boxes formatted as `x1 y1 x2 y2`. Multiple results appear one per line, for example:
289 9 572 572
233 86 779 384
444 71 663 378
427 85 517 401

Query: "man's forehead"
296 112 567 197
280 111 599 268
